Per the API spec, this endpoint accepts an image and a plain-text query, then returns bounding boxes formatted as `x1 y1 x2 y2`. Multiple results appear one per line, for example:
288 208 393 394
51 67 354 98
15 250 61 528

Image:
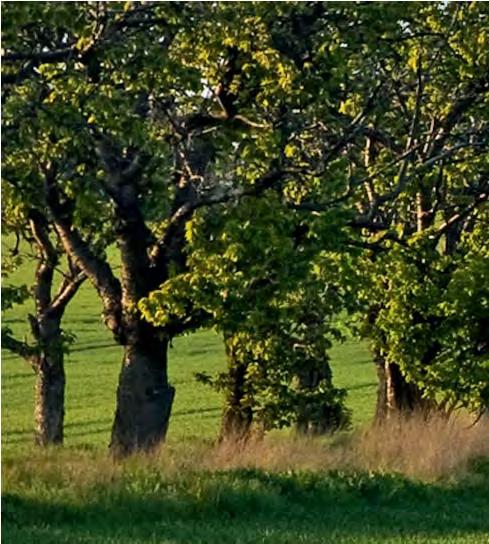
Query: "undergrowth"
3 415 489 543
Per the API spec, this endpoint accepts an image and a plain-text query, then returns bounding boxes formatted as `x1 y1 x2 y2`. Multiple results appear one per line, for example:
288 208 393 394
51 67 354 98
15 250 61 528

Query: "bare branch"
48 270 87 319
1 332 37 363
434 190 488 240
28 210 58 315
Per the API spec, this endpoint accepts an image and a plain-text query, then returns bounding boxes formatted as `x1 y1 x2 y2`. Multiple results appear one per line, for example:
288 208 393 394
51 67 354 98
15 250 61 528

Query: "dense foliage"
2 2 488 450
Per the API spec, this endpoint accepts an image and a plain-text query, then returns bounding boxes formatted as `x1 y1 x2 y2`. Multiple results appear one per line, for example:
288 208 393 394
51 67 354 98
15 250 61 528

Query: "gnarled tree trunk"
0 329 67 446
110 331 175 455
31 314 67 446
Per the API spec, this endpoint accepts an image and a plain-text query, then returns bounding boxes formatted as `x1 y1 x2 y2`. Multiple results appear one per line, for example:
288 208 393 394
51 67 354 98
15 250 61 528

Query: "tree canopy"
2 1 488 452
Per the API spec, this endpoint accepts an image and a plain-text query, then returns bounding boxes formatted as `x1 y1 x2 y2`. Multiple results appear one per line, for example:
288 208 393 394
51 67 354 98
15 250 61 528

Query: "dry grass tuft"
159 412 489 480
4 413 488 489
347 412 489 479
353 415 489 480
144 411 489 481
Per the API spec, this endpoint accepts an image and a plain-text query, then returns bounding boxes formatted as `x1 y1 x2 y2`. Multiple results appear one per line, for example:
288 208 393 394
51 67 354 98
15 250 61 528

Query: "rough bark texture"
30 312 67 446
110 335 175 455
374 352 429 424
34 355 65 445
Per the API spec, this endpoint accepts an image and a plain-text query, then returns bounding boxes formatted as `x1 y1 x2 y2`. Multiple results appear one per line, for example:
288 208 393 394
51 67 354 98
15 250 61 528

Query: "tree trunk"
30 314 67 446
295 363 348 435
219 362 253 442
110 335 175 455
219 341 253 442
34 357 65 446
374 352 428 425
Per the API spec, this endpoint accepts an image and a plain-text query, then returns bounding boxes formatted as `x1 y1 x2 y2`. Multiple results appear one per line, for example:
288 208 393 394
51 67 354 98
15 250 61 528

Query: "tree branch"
434 190 488 240
43 168 124 341
28 210 58 315
1 331 37 363
48 270 87 319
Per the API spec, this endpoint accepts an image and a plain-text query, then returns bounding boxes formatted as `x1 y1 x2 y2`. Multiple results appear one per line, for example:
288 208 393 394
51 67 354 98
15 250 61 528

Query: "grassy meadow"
1 241 376 451
3 241 489 543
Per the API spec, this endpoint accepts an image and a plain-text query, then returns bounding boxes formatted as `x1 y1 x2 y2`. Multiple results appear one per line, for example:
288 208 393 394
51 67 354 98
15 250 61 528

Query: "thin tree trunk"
220 357 253 442
30 313 67 446
296 360 350 436
219 335 253 442
34 356 65 445
295 363 337 435
110 333 175 455
374 352 389 424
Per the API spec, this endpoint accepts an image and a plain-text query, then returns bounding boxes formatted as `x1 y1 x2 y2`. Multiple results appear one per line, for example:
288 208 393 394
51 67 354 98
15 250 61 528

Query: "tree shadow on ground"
3 462 489 543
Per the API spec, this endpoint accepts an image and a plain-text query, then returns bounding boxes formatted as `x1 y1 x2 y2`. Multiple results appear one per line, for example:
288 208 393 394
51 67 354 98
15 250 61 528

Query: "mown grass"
1 238 375 451
3 238 489 543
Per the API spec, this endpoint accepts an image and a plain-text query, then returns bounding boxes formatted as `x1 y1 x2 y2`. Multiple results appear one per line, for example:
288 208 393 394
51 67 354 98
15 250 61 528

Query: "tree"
3 1 369 453
2 2 200 453
137 1 421 439
360 215 489 419
247 2 489 421
140 194 352 440
2 190 85 445
320 2 489 420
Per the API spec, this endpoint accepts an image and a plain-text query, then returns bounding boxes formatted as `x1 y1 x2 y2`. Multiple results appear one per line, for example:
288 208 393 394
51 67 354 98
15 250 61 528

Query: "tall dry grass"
189 412 489 480
4 413 489 489
349 412 489 479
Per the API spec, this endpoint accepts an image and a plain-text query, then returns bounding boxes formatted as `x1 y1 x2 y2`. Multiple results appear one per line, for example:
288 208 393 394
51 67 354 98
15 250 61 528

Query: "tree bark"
219 357 253 442
29 311 67 446
110 332 175 455
34 354 65 446
374 351 429 425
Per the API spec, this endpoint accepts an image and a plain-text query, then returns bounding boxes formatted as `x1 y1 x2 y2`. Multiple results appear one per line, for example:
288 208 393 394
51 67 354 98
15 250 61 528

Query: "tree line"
2 2 488 455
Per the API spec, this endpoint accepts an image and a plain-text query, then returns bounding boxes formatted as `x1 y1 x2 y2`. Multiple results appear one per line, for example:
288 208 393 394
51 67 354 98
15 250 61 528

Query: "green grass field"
3 243 489 543
4 451 489 544
1 242 376 451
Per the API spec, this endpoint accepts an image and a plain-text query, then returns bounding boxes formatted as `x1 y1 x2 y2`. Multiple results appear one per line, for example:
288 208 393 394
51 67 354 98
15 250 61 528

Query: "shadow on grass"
345 382 377 391
3 465 489 543
172 407 221 417
69 341 117 353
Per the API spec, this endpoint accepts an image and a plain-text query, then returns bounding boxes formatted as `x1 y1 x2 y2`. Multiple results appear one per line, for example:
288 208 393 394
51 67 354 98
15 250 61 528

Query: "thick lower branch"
1 332 37 366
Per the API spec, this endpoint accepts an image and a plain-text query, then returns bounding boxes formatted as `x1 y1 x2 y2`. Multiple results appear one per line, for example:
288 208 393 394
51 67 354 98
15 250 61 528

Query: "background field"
1 242 376 452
